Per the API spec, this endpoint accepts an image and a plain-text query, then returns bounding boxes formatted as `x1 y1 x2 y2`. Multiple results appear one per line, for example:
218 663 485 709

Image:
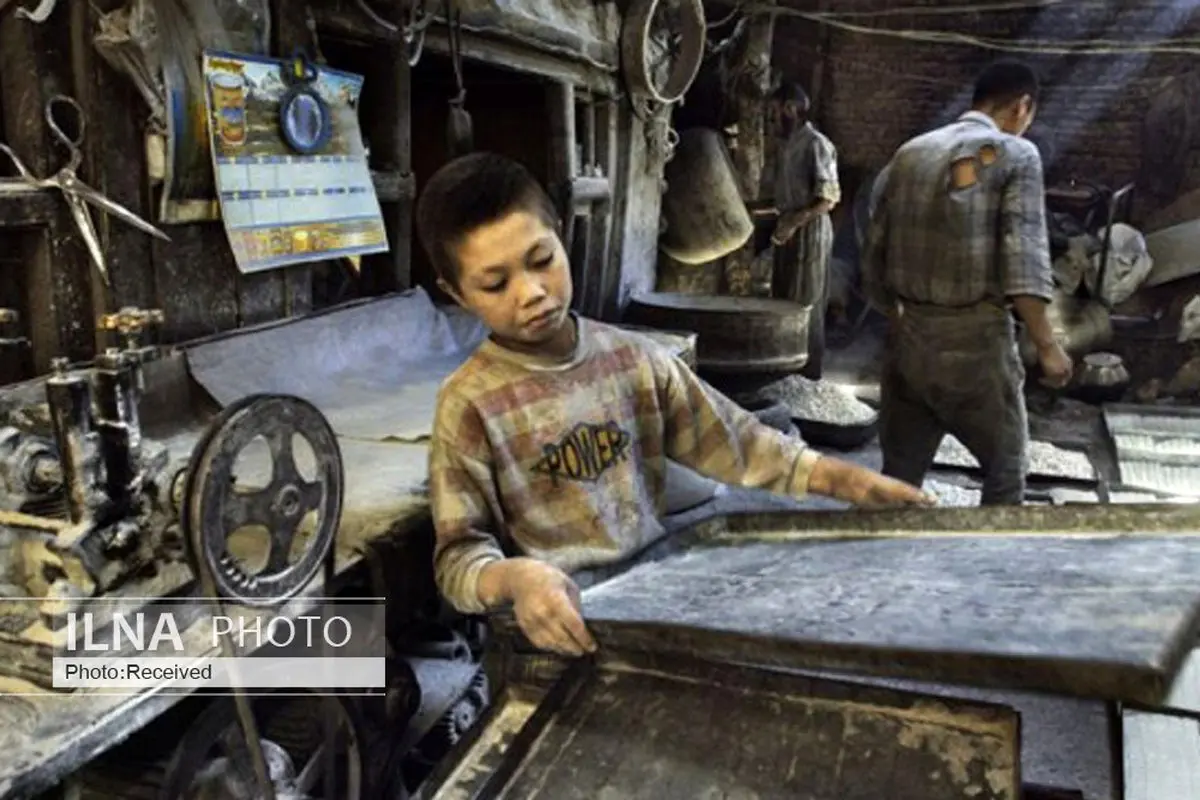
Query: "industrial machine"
0 303 488 799
0 306 199 685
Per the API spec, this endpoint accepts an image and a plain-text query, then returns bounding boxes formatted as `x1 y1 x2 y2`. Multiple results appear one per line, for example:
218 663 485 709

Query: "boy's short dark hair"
972 60 1040 109
415 153 561 290
773 80 810 111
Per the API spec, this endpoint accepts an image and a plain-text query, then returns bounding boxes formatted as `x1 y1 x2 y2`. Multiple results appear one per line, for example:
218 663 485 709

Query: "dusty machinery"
0 306 489 799
0 307 201 684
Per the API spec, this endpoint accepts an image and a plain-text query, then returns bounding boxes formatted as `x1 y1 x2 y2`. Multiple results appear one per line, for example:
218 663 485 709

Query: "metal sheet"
183 289 489 443
423 653 1021 800
1104 403 1200 498
568 507 1200 705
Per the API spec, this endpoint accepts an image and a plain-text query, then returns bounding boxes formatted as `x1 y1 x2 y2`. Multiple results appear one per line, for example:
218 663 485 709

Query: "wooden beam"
72 0 159 347
360 36 413 295
0 12 96 369
594 97 621 320
272 0 315 316
0 191 57 229
389 35 413 292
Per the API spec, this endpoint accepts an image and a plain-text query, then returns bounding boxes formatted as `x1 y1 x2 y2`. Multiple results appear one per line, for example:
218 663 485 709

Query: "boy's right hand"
489 558 597 657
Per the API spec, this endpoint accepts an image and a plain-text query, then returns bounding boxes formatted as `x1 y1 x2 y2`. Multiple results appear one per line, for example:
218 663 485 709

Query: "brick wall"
772 0 1200 219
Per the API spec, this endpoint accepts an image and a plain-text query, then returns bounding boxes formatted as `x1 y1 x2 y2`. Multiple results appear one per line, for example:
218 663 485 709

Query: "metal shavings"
759 375 879 426
922 479 981 508
933 436 1096 482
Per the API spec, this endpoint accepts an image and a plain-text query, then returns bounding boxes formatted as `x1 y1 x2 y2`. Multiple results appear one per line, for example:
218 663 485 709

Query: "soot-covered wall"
772 0 1200 222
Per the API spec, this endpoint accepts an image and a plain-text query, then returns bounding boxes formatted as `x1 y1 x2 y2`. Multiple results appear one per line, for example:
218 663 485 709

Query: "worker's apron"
878 300 1029 505
772 211 833 379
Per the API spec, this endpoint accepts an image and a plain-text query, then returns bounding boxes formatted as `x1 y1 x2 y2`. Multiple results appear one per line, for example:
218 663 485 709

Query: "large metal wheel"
181 394 344 606
621 0 706 104
158 693 364 800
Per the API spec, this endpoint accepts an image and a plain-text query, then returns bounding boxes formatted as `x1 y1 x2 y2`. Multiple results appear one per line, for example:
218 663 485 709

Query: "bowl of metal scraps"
750 375 880 450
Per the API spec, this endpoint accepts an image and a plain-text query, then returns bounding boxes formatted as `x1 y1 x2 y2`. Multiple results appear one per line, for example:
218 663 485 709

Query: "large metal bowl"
1072 351 1131 404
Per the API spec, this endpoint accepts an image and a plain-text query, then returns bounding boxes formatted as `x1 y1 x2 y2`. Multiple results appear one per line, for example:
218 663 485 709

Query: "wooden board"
1123 710 1200 800
425 652 1021 800
578 530 1200 705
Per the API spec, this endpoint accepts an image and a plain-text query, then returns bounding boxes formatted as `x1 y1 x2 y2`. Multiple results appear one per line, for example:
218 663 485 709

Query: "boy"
418 153 932 658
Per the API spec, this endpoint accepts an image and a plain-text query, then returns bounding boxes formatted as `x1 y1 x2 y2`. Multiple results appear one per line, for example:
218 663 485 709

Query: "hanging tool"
0 95 171 287
445 0 473 158
13 0 58 23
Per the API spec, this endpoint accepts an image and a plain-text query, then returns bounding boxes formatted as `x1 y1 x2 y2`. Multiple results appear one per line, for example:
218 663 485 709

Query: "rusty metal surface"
565 505 1200 706
1104 403 1200 498
422 652 1021 800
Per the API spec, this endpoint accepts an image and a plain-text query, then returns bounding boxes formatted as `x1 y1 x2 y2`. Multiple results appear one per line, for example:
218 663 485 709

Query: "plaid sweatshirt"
428 316 821 613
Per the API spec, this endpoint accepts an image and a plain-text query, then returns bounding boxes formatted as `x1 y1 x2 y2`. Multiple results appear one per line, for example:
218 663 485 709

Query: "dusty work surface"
425 652 1020 800
576 505 1200 705
184 288 481 443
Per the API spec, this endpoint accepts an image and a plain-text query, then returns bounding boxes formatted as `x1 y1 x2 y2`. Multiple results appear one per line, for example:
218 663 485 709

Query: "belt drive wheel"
182 394 344 606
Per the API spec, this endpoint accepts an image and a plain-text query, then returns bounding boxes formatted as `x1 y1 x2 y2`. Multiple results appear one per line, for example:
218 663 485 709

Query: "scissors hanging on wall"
0 94 171 287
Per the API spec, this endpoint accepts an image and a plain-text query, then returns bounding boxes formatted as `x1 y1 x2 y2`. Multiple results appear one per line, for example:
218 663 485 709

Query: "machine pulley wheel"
620 0 706 104
181 393 344 606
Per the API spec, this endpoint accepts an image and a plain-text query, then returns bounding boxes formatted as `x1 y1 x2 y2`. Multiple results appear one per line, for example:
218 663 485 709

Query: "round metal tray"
625 292 811 375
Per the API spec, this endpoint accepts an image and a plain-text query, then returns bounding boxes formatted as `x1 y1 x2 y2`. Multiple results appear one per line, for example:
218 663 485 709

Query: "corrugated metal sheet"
1104 404 1200 498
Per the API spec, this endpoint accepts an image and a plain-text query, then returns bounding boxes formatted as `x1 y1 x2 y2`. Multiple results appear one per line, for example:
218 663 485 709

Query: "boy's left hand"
848 472 935 508
809 457 934 508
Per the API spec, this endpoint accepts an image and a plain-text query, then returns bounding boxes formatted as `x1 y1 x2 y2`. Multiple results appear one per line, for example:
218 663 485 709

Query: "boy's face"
440 209 574 353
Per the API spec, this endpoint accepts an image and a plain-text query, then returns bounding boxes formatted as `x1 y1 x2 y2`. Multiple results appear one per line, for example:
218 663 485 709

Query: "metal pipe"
45 359 95 524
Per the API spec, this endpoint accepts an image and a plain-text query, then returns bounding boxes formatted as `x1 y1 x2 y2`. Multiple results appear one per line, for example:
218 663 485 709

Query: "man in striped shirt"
417 153 931 657
862 60 1073 505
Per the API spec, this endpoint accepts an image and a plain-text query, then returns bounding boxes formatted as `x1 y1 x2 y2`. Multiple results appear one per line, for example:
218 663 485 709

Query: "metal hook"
14 0 58 23
446 1 466 106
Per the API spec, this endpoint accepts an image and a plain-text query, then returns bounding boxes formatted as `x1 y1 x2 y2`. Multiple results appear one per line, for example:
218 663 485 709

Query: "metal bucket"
659 127 754 265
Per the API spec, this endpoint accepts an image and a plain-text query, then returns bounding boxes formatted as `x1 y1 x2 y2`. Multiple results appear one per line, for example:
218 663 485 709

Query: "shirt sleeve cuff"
788 448 824 497
816 181 842 206
442 552 505 615
1004 280 1055 302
